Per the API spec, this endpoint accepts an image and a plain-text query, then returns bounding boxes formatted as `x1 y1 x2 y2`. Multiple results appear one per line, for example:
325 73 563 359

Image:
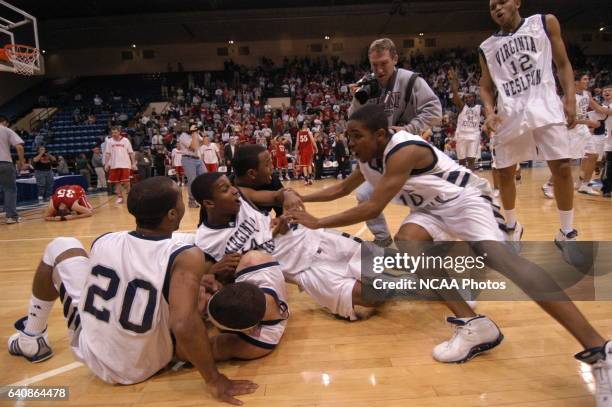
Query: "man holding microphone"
349 38 442 246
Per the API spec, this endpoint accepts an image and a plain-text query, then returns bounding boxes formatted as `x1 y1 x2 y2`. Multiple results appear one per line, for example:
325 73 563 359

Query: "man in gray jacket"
348 38 442 246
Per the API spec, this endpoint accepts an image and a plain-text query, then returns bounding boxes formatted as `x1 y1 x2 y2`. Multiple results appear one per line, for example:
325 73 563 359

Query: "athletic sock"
24 296 55 335
558 209 574 235
504 209 517 229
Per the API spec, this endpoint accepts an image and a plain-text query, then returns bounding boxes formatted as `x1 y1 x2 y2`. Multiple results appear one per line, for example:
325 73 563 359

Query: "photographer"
349 38 442 246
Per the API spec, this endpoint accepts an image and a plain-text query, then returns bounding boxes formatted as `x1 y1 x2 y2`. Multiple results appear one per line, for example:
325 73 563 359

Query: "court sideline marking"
9 362 84 386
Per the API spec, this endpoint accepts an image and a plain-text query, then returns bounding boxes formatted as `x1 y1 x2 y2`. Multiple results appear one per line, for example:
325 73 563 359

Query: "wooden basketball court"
1 166 610 406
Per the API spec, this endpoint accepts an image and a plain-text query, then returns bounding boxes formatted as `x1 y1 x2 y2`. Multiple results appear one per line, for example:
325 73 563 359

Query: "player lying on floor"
188 169 381 322
285 104 612 404
44 184 93 221
8 177 257 406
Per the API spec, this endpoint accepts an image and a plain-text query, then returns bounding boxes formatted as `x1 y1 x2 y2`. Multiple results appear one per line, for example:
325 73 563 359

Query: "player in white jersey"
287 104 612 406
190 172 378 321
7 177 257 405
599 86 612 198
449 67 483 170
479 2 579 255
572 73 609 195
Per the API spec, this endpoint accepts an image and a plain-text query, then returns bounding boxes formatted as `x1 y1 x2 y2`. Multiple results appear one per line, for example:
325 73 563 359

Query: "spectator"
334 133 351 180
32 146 56 202
171 146 184 185
91 147 106 190
224 136 238 175
56 156 70 175
152 145 167 177
75 153 94 191
136 147 153 180
178 125 205 207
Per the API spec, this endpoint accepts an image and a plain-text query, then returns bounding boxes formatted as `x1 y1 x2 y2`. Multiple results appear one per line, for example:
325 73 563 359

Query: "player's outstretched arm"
238 187 304 211
448 68 464 110
478 52 501 132
546 14 576 128
301 167 365 203
289 146 427 229
44 201 57 221
64 203 93 220
170 247 258 405
211 334 273 362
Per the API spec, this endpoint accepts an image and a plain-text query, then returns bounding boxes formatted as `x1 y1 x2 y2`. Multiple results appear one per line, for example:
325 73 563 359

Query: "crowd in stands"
11 47 612 192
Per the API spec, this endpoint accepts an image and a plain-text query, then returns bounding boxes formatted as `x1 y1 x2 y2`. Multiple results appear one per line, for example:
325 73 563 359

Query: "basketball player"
449 67 483 170
190 172 378 321
206 252 290 361
8 177 257 405
599 86 612 197
104 127 135 205
479 1 579 252
170 145 185 186
200 135 221 172
286 105 612 406
44 184 92 221
571 73 609 196
296 123 317 185
274 136 290 181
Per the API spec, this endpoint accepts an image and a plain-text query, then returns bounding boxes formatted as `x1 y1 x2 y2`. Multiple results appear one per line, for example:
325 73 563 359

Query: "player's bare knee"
44 237 87 267
237 250 275 270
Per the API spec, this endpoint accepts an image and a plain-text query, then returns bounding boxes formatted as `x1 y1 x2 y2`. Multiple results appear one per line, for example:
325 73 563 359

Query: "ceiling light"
600 27 605 32
419 32 424 37
324 35 330 40
228 40 234 44
131 44 136 48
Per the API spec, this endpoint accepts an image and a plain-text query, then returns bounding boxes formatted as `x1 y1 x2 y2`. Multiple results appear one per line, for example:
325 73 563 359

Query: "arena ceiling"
5 0 611 50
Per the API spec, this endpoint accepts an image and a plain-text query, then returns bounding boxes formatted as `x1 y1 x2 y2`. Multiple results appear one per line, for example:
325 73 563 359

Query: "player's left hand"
286 209 321 229
564 99 577 129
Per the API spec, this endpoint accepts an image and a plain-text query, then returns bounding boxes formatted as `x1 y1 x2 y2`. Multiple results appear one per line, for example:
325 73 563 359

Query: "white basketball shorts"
401 190 507 242
293 230 361 320
455 138 480 160
493 124 570 169
584 135 606 160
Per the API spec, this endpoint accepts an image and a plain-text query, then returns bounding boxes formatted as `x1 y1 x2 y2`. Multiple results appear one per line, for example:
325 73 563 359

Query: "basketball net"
4 44 39 76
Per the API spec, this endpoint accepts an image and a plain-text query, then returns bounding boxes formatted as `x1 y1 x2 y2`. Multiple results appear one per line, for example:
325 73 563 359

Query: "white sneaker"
432 315 504 363
7 316 53 363
493 189 500 198
575 341 612 407
541 183 554 199
578 184 601 196
115 197 124 204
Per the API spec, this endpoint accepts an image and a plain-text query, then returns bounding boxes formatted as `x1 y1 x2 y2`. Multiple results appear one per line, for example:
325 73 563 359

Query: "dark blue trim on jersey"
235 332 277 350
385 140 438 175
493 18 526 37
199 215 237 230
341 232 364 244
235 261 280 279
446 171 460 185
162 244 197 302
260 287 289 320
91 232 112 249
459 172 471 187
128 231 171 241
541 14 550 38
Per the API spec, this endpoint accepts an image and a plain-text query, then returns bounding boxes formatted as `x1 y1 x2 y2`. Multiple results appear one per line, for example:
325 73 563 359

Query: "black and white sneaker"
554 229 585 267
7 316 53 363
575 341 612 406
432 315 504 363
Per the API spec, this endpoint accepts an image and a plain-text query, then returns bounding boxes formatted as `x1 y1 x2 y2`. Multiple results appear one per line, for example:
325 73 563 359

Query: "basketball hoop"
4 44 39 76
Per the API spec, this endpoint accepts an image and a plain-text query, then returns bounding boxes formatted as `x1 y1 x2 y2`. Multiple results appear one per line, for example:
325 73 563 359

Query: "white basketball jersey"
480 15 565 139
570 90 591 136
273 225 323 281
234 261 289 348
195 196 275 261
359 131 492 212
456 104 482 140
80 231 193 384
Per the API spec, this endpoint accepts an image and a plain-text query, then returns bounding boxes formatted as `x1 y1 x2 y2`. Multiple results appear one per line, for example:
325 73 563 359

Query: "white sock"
504 209 517 229
24 296 55 335
558 209 574 235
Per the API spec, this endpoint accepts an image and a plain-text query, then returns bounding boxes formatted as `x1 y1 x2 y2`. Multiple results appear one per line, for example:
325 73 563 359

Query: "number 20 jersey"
479 15 565 139
80 231 193 384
